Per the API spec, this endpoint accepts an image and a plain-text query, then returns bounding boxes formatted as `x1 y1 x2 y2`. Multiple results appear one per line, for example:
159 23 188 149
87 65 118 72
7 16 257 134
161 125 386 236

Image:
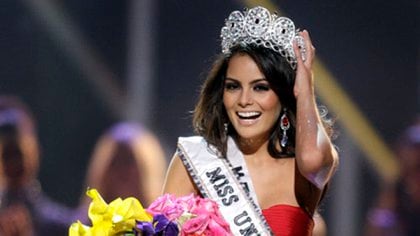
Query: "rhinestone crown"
220 6 306 69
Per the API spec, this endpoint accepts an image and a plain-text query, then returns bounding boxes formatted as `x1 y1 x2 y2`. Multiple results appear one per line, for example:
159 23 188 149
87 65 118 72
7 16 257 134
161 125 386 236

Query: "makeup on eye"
253 83 270 91
224 78 271 92
224 81 240 91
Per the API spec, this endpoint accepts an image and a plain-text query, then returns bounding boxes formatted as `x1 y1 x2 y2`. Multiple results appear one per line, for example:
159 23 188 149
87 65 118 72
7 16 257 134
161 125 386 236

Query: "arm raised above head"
293 30 339 189
162 153 198 196
294 88 338 189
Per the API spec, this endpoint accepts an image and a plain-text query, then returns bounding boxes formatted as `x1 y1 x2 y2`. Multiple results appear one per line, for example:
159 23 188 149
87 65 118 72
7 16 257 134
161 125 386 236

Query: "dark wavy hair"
193 44 334 158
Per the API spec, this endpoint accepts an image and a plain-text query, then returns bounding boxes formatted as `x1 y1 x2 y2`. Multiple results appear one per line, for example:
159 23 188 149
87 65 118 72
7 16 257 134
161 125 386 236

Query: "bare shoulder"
162 152 197 196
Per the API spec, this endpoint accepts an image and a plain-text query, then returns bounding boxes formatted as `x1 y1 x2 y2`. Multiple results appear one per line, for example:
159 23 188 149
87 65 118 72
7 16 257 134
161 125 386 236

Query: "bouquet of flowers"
69 189 232 236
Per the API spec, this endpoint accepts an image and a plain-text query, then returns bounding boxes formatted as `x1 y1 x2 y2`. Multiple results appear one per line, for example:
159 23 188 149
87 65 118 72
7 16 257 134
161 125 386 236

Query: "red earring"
280 109 290 148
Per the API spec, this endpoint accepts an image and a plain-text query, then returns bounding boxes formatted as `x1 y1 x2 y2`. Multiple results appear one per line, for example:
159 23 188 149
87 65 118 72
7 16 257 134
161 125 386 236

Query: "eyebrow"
225 77 267 84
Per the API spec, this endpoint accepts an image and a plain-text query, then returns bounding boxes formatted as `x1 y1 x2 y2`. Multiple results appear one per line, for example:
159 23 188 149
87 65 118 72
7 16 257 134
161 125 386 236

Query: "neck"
236 135 270 156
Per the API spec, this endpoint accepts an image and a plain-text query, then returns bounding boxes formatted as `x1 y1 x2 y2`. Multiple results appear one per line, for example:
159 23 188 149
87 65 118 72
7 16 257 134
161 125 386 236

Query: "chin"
235 131 269 141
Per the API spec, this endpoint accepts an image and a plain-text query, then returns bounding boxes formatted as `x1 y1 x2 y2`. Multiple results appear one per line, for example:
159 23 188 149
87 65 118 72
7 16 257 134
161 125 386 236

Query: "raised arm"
162 153 197 196
292 30 339 189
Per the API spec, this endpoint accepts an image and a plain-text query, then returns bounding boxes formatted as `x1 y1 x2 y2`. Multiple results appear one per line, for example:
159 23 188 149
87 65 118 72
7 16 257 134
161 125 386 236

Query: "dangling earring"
280 109 290 148
224 123 229 135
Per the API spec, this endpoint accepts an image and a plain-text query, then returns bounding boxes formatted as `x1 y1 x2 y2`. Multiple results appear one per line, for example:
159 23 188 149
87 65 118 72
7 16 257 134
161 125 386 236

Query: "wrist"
294 83 315 98
295 87 315 101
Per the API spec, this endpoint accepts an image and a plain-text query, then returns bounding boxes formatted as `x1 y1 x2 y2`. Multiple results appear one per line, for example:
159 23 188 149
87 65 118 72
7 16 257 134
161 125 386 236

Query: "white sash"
225 137 260 208
177 136 273 236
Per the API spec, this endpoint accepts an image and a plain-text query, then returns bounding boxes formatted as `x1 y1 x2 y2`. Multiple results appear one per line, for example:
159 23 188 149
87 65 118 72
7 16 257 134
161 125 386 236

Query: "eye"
253 83 270 91
224 81 240 90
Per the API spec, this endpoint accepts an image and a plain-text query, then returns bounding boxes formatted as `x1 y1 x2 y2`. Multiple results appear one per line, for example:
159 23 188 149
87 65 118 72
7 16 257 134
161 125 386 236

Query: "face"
101 144 142 202
223 53 281 142
0 124 38 189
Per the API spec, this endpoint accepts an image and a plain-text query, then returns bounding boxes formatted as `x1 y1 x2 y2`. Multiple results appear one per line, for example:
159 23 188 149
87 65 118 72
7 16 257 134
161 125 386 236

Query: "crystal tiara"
220 6 306 70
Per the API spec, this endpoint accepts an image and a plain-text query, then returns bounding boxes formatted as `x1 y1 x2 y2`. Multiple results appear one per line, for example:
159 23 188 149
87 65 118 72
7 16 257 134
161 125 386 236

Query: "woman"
0 96 72 235
74 122 167 223
163 6 338 235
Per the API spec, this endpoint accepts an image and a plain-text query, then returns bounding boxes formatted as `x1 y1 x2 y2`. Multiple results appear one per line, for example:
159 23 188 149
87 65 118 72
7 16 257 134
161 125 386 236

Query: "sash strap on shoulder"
178 136 273 236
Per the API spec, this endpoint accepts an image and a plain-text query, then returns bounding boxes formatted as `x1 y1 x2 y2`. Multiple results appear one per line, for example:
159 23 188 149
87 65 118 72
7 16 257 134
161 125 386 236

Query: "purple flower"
135 221 155 235
154 214 179 236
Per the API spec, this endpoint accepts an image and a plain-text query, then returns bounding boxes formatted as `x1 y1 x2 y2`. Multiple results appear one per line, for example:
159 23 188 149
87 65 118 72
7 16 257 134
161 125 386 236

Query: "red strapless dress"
262 204 314 236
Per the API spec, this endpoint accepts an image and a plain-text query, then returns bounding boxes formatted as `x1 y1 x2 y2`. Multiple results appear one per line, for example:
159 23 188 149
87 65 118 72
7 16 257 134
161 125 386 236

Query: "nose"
238 89 253 107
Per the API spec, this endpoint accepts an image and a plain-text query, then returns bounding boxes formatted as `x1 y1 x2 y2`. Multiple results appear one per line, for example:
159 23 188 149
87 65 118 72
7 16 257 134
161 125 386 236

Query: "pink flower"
147 194 184 221
147 193 232 235
181 197 231 236
181 214 209 236
207 215 231 235
181 214 231 236
176 193 196 211
190 197 221 217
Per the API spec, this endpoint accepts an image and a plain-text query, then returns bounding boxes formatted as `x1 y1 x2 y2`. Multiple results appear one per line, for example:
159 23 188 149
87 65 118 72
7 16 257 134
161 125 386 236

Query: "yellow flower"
69 188 153 236
69 221 91 236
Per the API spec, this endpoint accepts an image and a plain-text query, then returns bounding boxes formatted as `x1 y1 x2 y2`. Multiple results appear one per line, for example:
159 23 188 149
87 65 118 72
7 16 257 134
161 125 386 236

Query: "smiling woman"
162 6 338 236
223 53 282 143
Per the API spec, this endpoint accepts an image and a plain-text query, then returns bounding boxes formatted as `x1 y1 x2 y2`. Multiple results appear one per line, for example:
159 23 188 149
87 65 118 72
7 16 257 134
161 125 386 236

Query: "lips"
236 111 261 119
235 111 261 126
237 111 261 119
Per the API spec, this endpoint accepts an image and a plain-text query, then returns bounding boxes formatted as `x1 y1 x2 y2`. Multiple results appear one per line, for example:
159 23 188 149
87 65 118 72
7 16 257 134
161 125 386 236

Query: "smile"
236 111 261 119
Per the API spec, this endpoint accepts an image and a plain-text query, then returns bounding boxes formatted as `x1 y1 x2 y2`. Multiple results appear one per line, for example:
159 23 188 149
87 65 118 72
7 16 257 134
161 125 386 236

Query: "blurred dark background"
1 0 418 235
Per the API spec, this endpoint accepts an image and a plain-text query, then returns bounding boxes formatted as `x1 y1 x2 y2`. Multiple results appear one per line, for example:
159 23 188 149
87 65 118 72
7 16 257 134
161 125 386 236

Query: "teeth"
237 111 260 118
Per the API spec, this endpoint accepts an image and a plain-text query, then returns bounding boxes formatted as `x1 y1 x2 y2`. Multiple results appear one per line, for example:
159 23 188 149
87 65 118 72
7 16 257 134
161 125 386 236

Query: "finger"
302 30 313 50
301 30 315 67
292 37 304 68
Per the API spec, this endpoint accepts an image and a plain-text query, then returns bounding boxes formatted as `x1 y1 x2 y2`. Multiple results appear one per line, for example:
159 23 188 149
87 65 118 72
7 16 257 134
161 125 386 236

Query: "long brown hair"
193 45 298 158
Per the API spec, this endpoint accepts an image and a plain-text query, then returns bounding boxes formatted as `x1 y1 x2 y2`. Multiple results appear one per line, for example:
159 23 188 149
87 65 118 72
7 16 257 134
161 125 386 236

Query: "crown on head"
220 6 306 70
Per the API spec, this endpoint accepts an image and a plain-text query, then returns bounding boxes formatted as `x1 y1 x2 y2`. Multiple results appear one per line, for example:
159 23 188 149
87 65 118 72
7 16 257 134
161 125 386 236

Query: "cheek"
264 98 281 124
261 94 281 114
222 93 234 110
272 106 281 124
